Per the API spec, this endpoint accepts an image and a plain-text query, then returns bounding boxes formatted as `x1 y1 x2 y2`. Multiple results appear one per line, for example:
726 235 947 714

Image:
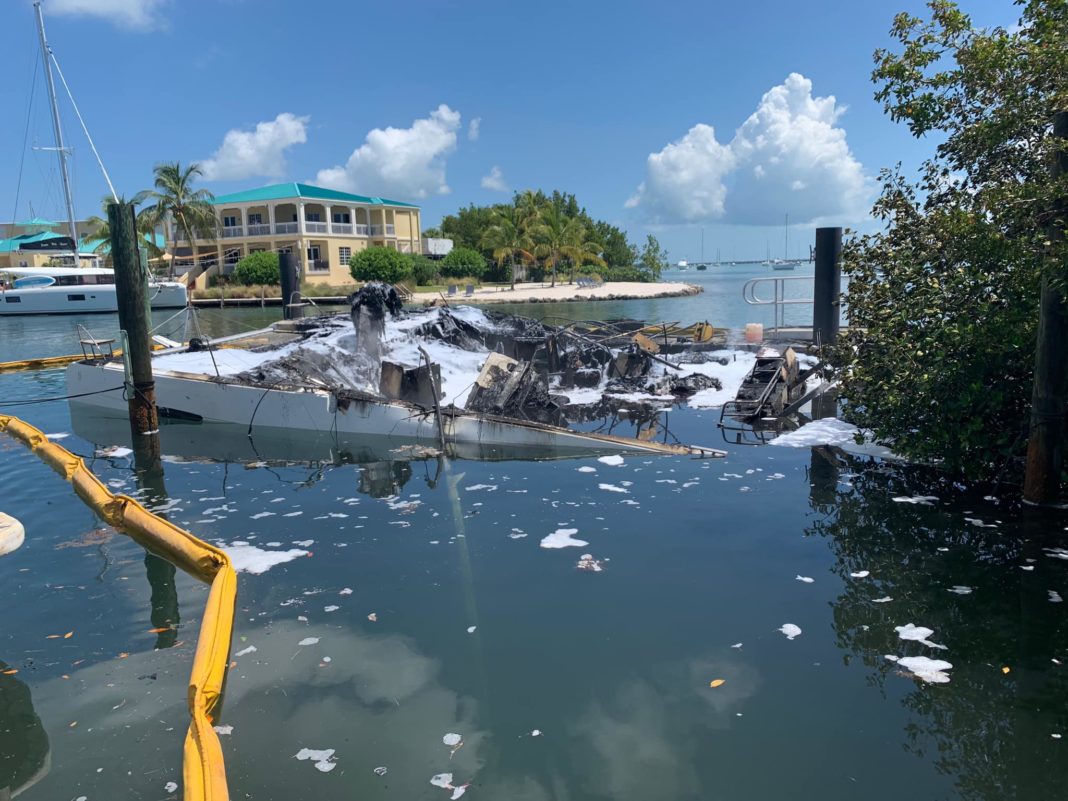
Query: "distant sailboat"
772 213 795 271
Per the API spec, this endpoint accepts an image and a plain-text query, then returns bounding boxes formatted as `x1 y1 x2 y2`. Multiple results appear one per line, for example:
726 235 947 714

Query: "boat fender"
0 511 25 556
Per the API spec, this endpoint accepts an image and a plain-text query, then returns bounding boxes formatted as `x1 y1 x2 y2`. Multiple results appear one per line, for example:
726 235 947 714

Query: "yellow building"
171 183 421 289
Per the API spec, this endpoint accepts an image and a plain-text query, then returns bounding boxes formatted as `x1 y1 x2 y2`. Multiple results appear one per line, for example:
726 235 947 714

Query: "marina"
2 2 1067 801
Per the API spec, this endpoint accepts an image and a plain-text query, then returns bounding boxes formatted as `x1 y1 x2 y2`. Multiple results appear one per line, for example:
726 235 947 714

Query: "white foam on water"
888 654 953 684
165 781 178 793
598 483 629 494
443 733 462 746
769 418 861 448
339 587 353 595
872 596 893 603
778 624 802 640
295 748 337 772
235 645 257 656
895 623 947 650
947 586 973 595
213 725 233 735
298 637 320 646
597 455 624 466
795 575 814 584
224 543 308 575
96 445 133 458
540 528 588 549
892 495 939 505
465 484 497 491
577 466 597 473
1049 590 1063 603
850 570 870 578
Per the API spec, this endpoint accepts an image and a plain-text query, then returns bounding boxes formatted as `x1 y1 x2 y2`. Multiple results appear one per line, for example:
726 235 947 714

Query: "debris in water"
795 575 814 584
598 455 624 466
295 747 337 772
730 642 743 649
895 623 946 650
430 773 469 800
340 587 353 595
1049 590 1064 603
531 729 543 736
214 725 233 735
849 570 870 578
165 781 178 793
96 445 133 458
367 612 378 622
235 645 257 656
709 678 726 688
467 626 477 634
324 605 339 613
224 543 308 575
598 483 629 494
298 637 320 646
540 528 589 549
891 495 939 505
872 597 893 603
576 553 604 572
374 766 388 776
886 654 953 684
947 586 973 595
778 624 802 640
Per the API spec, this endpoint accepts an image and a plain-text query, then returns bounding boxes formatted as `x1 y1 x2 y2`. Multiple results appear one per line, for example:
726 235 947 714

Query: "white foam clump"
298 637 320 646
770 418 860 448
295 748 337 772
577 466 597 473
886 654 953 684
850 570 870 579
1049 590 1063 603
165 781 178 793
235 645 257 656
443 733 462 746
795 575 814 584
597 455 624 466
947 586 973 595
465 484 497 491
778 623 802 640
892 495 939 505
540 528 589 549
213 725 233 735
872 596 893 603
224 543 308 575
598 483 629 494
895 623 947 650
96 445 133 458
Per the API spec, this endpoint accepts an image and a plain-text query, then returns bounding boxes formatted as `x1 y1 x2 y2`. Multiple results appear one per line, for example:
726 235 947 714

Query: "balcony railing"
369 225 383 236
275 222 299 234
221 226 244 238
385 224 396 236
354 224 369 236
306 259 330 273
331 223 353 235
305 221 328 233
247 223 271 236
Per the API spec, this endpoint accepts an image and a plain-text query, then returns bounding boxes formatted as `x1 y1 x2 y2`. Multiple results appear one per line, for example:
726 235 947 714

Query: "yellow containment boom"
0 415 235 801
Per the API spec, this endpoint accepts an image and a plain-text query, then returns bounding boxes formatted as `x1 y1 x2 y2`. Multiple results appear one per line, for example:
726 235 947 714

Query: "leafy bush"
349 246 412 284
439 246 486 279
232 251 280 285
410 255 440 286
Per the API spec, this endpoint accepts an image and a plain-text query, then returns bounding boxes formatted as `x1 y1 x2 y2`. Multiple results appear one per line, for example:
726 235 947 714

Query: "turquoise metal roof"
211 182 419 208
0 231 68 253
15 217 58 227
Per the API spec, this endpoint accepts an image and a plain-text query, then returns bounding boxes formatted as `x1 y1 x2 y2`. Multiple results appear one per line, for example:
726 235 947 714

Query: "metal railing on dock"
742 276 814 334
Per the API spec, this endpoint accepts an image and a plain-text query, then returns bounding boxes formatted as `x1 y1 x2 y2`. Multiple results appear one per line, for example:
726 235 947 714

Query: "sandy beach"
411 281 701 305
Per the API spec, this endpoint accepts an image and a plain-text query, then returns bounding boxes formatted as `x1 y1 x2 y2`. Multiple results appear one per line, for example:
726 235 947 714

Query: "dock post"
108 201 159 437
812 227 842 346
279 251 297 320
1023 111 1068 504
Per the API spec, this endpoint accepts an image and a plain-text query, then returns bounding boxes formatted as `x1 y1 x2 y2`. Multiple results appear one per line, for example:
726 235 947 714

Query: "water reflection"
0 661 49 798
806 447 1068 800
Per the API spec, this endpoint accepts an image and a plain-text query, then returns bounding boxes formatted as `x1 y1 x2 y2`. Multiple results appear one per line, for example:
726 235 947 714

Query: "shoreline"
411 281 702 305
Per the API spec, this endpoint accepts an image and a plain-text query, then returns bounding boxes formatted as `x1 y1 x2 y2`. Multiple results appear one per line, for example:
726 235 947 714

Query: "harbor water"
0 268 1065 801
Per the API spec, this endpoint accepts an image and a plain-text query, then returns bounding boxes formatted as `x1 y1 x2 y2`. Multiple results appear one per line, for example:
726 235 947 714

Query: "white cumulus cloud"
628 73 869 225
315 104 461 200
200 113 309 181
48 0 170 30
468 117 481 141
480 166 508 192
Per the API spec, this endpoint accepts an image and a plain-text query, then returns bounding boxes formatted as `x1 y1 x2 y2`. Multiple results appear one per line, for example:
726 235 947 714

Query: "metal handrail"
742 276 813 333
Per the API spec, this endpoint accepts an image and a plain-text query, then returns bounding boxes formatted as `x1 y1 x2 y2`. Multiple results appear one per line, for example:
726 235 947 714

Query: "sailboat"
0 3 187 316
771 213 795 271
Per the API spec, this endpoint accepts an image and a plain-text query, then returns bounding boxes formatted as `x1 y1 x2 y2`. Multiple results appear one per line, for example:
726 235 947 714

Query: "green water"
0 279 1065 801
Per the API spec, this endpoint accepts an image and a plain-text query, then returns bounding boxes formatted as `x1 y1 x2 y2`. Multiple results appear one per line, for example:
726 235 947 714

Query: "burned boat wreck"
67 285 732 458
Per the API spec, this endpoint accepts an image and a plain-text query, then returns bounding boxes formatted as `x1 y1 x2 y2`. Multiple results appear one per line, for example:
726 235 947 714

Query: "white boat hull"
0 283 187 315
66 361 722 458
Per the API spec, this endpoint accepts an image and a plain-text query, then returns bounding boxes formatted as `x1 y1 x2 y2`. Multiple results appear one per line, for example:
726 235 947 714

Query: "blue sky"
2 0 1016 261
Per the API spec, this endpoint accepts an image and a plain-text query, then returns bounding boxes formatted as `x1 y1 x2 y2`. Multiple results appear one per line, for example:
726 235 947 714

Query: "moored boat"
0 267 187 315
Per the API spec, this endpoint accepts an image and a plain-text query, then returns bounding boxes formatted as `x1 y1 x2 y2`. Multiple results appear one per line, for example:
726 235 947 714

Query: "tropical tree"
532 205 605 287
145 162 217 281
481 206 534 289
82 192 165 267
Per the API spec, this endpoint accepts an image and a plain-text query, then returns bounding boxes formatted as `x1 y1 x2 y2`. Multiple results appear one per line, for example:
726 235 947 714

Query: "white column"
298 202 306 235
350 206 358 232
268 203 276 234
241 206 248 233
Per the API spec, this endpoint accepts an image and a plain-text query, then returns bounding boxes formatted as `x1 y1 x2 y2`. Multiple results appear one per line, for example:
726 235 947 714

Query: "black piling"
812 227 843 346
279 251 298 319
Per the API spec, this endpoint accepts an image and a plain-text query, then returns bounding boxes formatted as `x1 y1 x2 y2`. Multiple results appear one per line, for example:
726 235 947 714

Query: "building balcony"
305 221 328 233
275 222 299 234
354 224 369 236
331 223 353 235
386 224 395 236
305 259 330 274
247 224 271 236
222 226 244 238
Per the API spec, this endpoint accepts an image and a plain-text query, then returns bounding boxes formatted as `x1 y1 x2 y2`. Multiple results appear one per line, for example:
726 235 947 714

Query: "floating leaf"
2 668 17 675
63 631 74 639
709 678 726 688
1001 666 1011 674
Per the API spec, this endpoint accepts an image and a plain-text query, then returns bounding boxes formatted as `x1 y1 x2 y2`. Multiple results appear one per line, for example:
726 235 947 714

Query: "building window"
248 213 263 225
222 215 238 228
276 246 292 255
306 212 321 222
332 212 351 224
339 246 351 264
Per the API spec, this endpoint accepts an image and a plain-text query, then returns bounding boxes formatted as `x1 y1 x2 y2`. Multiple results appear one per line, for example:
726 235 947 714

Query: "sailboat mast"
34 1 80 257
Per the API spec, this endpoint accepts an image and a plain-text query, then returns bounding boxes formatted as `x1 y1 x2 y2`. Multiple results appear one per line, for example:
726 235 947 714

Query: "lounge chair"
465 284 475 297
447 284 457 296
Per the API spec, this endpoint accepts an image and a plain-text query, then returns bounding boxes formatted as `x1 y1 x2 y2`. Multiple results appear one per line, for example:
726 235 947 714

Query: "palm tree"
83 191 164 267
145 162 217 282
532 206 605 287
481 206 534 290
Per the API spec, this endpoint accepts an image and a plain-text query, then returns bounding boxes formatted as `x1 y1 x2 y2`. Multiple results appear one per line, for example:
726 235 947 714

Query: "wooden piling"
1023 112 1068 504
812 227 843 346
108 201 159 436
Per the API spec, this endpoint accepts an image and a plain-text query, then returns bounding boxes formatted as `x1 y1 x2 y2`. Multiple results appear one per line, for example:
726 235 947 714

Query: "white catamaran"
2 3 188 316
